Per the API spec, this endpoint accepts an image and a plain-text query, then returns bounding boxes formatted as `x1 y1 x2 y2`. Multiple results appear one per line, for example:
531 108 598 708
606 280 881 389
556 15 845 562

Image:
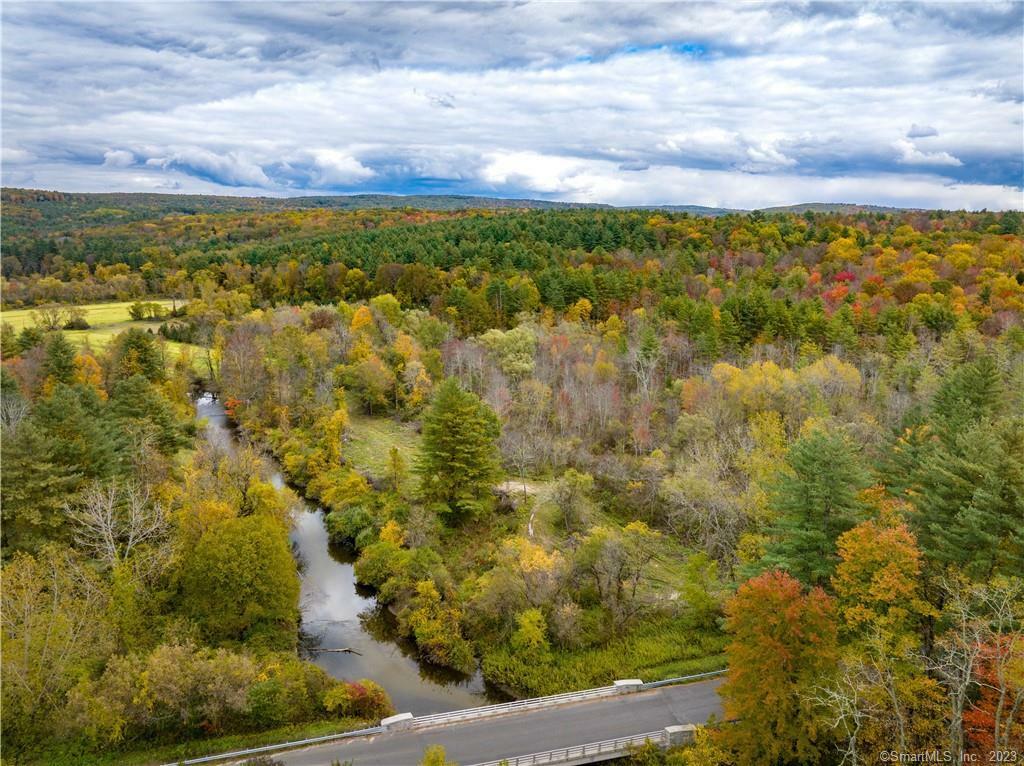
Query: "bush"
326 505 375 547
322 679 394 720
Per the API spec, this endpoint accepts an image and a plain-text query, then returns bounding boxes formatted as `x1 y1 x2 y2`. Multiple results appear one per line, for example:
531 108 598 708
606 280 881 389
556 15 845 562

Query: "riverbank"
197 393 504 714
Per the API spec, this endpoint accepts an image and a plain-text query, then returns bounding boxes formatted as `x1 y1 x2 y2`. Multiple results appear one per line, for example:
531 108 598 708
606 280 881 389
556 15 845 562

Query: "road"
270 678 723 766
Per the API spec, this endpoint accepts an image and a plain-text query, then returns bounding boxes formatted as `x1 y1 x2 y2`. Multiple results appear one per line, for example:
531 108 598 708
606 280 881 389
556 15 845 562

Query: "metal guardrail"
158 725 384 766
467 730 666 766
640 668 727 689
411 684 620 728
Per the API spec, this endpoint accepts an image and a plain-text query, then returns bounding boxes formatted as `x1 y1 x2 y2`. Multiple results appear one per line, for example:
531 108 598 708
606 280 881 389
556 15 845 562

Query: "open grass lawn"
0 299 176 330
343 394 423 486
1 300 207 371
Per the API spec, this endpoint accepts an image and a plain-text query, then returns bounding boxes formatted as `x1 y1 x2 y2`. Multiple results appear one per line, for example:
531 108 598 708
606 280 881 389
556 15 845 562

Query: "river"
195 393 505 714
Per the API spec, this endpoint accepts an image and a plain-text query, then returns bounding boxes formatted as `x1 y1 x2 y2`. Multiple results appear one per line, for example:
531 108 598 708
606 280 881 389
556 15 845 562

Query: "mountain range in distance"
1 187 929 224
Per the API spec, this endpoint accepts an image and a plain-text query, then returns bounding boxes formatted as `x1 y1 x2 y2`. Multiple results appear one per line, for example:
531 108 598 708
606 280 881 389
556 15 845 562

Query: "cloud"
894 139 963 167
103 149 135 168
145 149 271 187
2 147 33 164
2 2 1021 207
907 124 938 138
309 150 375 187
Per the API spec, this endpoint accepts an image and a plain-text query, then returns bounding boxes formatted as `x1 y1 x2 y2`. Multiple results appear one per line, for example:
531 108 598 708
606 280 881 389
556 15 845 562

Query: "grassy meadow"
0 300 207 370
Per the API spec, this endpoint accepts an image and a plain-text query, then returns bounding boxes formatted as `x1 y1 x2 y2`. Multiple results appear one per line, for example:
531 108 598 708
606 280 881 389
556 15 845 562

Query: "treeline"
0 327 392 763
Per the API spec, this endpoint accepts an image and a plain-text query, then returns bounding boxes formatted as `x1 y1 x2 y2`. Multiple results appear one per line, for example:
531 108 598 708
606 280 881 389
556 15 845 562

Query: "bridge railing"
467 730 666 766
409 684 620 728
159 725 384 766
641 668 726 689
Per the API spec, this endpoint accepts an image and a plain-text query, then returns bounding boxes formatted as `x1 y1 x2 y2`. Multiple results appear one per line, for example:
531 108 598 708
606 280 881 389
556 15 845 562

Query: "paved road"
271 679 723 766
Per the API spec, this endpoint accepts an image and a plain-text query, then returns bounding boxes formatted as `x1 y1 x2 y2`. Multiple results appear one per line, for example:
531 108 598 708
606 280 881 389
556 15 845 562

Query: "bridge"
172 671 725 766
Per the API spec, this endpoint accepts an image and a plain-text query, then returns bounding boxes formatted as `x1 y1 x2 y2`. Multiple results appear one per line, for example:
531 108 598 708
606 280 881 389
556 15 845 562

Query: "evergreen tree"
931 354 1003 444
41 333 76 387
108 375 189 454
1 421 83 551
913 417 1024 580
31 384 125 484
760 428 870 586
416 378 501 521
111 329 164 383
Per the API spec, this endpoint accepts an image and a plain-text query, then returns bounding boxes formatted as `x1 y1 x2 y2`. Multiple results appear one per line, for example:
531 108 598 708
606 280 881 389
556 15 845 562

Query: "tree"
760 428 869 586
67 480 168 572
176 514 300 648
832 516 931 647
41 332 76 389
1 546 113 746
108 374 189 454
342 354 397 414
323 679 394 720
575 522 661 633
551 468 594 534
1 417 83 551
721 570 839 765
420 744 458 766
930 354 1003 444
479 326 536 379
681 552 726 630
110 328 165 383
402 580 475 672
416 378 501 521
387 446 408 494
912 417 1024 580
929 577 1024 759
509 608 552 665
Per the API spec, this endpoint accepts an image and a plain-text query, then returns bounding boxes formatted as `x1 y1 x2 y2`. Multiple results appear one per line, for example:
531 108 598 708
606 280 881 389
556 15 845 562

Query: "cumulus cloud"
309 149 375 187
894 139 963 167
145 149 271 187
103 149 135 168
1 2 1021 207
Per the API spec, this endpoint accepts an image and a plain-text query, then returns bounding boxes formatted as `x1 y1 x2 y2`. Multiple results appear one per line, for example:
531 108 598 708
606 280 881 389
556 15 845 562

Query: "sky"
2 1 1023 209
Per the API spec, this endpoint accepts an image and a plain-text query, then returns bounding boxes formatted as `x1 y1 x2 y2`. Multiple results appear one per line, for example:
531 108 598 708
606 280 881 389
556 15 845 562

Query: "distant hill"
760 202 916 214
1 187 921 239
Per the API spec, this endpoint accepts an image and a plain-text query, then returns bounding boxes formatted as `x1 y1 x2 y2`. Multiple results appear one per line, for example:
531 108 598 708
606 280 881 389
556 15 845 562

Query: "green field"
0 299 176 330
344 397 423 489
0 300 206 369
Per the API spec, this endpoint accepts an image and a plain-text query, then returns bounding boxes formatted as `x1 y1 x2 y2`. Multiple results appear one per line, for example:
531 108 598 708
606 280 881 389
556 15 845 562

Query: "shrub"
322 679 394 720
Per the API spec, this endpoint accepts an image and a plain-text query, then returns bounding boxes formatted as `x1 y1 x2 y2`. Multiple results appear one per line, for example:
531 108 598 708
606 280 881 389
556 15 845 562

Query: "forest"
1 192 1022 765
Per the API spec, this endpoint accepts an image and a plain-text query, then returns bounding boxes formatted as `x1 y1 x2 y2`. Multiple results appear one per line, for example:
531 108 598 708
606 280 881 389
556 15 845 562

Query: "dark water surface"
195 394 504 714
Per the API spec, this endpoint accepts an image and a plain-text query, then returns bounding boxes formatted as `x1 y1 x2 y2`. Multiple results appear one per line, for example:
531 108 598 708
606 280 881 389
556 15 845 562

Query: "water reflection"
195 393 508 714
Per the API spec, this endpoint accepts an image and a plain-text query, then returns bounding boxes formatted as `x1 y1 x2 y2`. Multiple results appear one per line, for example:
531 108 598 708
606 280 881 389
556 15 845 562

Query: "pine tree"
41 332 76 388
416 378 501 521
760 428 870 586
0 420 83 551
931 354 1003 445
914 417 1024 580
108 375 189 454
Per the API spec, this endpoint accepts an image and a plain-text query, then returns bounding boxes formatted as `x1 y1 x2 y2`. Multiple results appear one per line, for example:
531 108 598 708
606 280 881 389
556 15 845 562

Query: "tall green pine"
416 378 501 522
760 429 870 586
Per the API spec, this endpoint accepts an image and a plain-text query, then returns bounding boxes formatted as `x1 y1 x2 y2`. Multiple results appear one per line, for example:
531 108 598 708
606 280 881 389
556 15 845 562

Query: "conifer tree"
416 377 501 521
914 417 1024 579
41 332 76 388
760 428 870 586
